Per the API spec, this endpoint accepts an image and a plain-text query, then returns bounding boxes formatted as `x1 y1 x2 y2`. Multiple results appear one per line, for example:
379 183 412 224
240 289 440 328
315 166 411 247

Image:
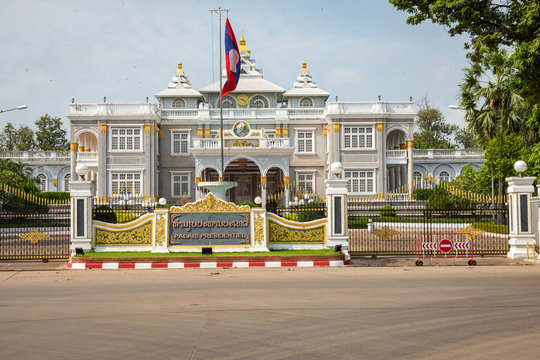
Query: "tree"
389 0 540 104
459 49 527 144
454 127 479 149
14 125 35 151
35 114 69 151
413 97 457 149
0 122 17 151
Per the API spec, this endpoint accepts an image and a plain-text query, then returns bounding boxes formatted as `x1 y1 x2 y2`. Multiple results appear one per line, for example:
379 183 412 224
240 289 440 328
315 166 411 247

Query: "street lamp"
448 105 462 110
0 105 28 114
75 163 89 181
331 162 343 179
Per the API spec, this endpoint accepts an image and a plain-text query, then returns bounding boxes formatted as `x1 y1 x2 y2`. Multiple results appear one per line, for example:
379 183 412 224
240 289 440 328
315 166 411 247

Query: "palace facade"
63 37 482 204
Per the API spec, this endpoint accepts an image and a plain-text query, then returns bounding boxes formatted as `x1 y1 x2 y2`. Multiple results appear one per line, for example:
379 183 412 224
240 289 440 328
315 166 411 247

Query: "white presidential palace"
1 37 483 203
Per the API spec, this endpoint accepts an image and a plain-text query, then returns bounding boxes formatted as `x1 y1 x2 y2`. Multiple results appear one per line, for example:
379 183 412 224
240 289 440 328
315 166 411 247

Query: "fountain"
198 181 237 201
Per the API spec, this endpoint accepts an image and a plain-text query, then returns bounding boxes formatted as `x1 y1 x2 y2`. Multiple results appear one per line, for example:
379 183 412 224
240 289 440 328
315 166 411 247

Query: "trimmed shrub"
93 205 116 223
41 192 70 201
116 212 138 224
283 213 299 222
298 202 326 222
238 200 257 208
380 205 396 217
348 217 369 229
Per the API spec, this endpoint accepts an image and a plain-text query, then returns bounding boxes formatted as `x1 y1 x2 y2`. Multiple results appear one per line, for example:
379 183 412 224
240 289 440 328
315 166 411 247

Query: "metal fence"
93 194 156 224
267 202 327 222
348 182 509 256
1 184 70 260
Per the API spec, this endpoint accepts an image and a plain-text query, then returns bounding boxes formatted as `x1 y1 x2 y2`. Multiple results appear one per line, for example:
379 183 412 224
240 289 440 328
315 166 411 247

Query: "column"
376 122 385 194
325 178 348 249
251 208 269 252
70 180 96 252
507 176 536 259
97 124 107 197
70 142 78 183
144 124 152 195
406 140 414 199
284 176 290 208
260 176 267 207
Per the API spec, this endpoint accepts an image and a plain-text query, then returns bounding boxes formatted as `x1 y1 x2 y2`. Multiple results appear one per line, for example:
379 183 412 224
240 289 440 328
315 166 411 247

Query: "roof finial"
175 60 184 76
239 33 250 55
300 61 309 75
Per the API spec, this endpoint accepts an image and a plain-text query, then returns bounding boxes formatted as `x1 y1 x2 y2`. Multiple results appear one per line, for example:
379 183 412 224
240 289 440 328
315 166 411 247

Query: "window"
296 130 314 153
172 98 186 108
64 174 71 192
264 129 275 138
296 172 315 193
111 127 142 151
171 131 190 155
438 171 450 182
111 172 142 194
413 171 422 181
36 174 47 192
299 97 313 107
345 170 375 193
216 95 236 108
343 126 374 149
171 172 190 197
249 95 269 108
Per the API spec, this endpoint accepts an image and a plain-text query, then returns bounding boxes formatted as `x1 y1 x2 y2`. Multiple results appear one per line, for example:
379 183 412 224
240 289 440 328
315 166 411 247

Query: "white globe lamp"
158 197 167 207
254 196 262 205
331 162 343 178
75 163 89 180
514 160 527 176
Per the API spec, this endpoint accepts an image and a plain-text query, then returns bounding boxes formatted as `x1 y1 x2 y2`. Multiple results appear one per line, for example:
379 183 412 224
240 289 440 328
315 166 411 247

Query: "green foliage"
238 200 257 208
93 205 116 223
0 122 35 151
380 205 396 217
451 164 488 195
35 114 69 150
0 123 17 151
298 202 326 222
414 98 457 149
389 0 540 104
471 222 509 235
454 127 480 149
41 192 70 200
460 49 527 143
348 217 369 229
116 212 138 224
413 188 433 201
283 213 299 222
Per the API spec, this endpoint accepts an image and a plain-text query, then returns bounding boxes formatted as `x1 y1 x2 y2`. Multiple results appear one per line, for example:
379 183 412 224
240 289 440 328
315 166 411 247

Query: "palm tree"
459 49 527 143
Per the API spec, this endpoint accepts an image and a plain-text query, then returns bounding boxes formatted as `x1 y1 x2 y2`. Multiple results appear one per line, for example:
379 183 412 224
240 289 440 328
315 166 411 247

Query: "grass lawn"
78 249 336 258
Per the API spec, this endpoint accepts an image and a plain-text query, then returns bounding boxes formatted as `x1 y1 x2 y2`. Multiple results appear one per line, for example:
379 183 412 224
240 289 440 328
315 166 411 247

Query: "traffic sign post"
416 233 476 266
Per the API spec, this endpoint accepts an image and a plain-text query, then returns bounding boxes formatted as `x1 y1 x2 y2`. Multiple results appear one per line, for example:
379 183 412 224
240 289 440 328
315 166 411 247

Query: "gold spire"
300 61 309 75
175 60 184 76
239 33 250 54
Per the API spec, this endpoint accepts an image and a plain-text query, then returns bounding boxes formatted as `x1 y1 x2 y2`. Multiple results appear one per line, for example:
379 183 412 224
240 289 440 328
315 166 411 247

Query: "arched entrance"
224 158 261 204
385 128 410 192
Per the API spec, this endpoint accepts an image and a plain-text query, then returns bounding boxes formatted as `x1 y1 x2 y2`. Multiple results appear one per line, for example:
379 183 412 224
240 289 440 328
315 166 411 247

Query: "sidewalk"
349 255 535 267
0 260 68 272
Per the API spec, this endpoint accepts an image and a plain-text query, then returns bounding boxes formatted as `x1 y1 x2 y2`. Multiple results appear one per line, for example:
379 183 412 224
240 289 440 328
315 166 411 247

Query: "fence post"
325 178 349 250
153 208 170 253
506 175 536 259
251 208 269 252
69 180 95 252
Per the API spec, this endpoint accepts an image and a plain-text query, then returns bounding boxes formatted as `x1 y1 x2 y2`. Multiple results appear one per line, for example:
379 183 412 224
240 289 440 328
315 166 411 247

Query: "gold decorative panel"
377 122 383 132
70 142 78 151
144 124 151 134
333 123 340 132
170 193 251 213
255 214 264 245
95 221 152 246
100 124 107 133
19 229 50 245
372 226 400 240
156 215 166 246
268 221 325 244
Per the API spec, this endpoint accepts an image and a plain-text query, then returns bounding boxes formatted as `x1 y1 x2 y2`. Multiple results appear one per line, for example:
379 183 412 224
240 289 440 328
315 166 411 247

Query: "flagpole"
210 7 229 182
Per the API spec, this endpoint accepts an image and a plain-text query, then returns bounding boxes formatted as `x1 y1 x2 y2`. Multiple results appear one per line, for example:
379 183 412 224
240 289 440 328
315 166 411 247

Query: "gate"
348 180 509 256
0 184 70 260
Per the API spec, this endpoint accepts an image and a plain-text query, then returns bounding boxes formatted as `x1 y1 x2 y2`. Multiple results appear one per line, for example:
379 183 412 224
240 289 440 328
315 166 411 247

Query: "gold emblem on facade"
372 226 400 240
19 229 50 245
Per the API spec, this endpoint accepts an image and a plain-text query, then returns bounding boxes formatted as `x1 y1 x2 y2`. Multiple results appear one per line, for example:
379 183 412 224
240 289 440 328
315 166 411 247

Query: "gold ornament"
371 226 400 240
19 229 50 245
169 193 250 213
255 214 264 245
156 214 166 247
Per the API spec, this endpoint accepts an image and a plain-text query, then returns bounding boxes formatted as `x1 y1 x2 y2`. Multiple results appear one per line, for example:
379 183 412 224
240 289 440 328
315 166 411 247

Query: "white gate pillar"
507 174 536 259
70 180 95 252
325 162 348 250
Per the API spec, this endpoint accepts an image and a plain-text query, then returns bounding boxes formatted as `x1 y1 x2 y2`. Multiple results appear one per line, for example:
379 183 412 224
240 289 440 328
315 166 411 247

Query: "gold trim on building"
377 122 383 132
284 176 290 185
194 177 201 185
260 176 267 185
323 127 327 136
406 140 414 149
282 128 289 137
204 128 211 138
197 128 203 137
144 124 151 134
334 123 340 132
255 213 264 245
100 124 107 133
52 179 58 185
275 128 281 137
78 145 85 152
158 129 163 138
70 142 78 151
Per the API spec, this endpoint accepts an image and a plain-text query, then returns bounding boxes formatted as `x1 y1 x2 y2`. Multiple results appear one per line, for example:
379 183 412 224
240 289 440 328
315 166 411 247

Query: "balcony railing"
325 102 415 115
77 152 98 161
413 149 484 158
160 108 325 120
69 103 158 116
386 150 407 158
192 137 291 149
0 151 70 161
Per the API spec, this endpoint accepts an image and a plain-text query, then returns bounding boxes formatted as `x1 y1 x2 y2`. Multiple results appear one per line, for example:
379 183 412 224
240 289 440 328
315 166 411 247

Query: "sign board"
169 212 251 246
439 239 452 253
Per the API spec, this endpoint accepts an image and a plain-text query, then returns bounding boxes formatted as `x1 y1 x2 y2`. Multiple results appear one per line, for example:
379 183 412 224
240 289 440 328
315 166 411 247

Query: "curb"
67 260 350 270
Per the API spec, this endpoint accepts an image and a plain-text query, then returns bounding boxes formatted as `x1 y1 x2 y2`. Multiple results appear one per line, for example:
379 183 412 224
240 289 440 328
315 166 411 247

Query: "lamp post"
0 105 27 114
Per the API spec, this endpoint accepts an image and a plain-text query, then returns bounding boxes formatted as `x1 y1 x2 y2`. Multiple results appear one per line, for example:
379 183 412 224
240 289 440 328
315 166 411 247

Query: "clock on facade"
236 93 249 107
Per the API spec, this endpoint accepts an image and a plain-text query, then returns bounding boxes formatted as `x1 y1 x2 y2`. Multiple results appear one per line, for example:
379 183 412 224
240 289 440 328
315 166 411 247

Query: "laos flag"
221 19 241 97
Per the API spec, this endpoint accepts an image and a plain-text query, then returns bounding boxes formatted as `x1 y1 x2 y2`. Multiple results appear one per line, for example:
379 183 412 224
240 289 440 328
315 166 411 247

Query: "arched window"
64 174 71 192
172 98 186 108
438 171 450 182
36 174 47 192
299 97 313 107
216 95 236 108
249 95 269 108
413 171 422 180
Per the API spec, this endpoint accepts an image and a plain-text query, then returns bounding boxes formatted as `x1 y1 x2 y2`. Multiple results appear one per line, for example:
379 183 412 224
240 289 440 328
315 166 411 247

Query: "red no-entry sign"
439 239 452 253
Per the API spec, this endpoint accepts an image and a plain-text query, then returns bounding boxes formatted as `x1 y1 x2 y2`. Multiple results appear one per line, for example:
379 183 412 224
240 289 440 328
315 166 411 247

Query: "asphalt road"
1 265 540 359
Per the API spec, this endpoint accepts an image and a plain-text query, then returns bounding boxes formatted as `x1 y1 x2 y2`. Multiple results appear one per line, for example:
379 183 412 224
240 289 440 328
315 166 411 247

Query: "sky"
0 0 470 132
